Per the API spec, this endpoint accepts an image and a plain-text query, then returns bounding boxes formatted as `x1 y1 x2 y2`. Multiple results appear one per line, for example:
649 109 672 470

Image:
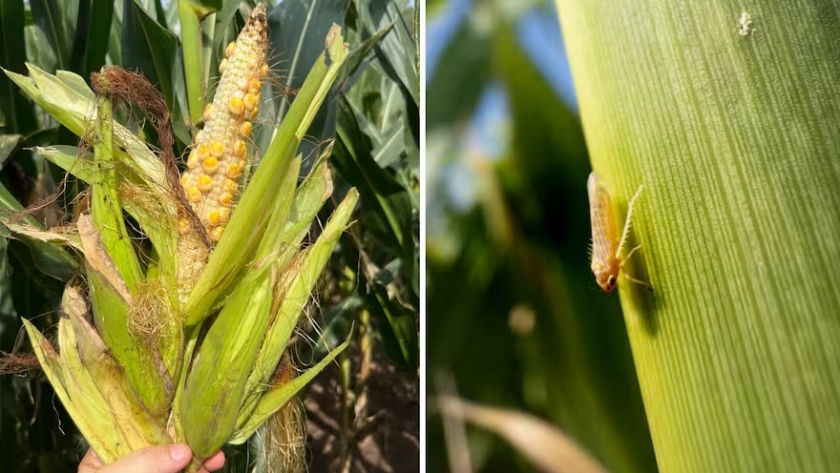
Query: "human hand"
78 443 225 473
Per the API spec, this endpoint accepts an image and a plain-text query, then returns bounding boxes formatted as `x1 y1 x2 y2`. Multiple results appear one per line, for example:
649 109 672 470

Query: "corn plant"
0 2 376 471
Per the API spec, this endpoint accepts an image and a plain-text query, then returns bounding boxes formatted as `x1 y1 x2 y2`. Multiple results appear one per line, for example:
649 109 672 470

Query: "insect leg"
615 184 644 258
622 272 653 292
621 244 642 265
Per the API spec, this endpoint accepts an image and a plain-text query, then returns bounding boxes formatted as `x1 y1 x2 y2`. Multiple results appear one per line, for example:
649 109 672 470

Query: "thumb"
97 443 193 473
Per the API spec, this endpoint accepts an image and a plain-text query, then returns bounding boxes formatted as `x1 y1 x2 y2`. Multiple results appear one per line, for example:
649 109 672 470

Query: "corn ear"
184 24 350 325
176 3 269 299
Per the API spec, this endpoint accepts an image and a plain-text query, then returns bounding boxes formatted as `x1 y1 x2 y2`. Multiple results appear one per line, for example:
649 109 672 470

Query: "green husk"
181 261 275 458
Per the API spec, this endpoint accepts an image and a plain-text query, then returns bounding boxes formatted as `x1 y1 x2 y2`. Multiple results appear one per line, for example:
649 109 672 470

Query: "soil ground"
304 333 419 473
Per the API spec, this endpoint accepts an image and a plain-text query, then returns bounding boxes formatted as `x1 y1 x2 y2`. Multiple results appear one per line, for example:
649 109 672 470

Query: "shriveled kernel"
225 41 236 59
198 144 210 159
219 192 234 206
229 97 245 115
187 149 199 168
207 210 222 226
233 140 247 158
248 79 261 95
177 218 191 235
227 160 244 179
180 174 190 186
219 58 227 74
244 93 258 111
210 141 225 157
203 103 213 121
210 226 224 242
240 122 252 137
197 175 213 192
186 186 202 203
218 208 230 224
223 179 238 194
260 64 269 77
203 157 219 174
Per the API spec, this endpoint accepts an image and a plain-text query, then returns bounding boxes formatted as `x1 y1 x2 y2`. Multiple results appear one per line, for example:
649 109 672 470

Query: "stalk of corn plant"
2 4 354 470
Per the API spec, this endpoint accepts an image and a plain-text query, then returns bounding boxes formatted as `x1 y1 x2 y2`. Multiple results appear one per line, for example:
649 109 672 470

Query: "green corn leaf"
0 0 37 134
122 0 178 113
184 24 350 325
29 0 73 70
177 0 215 125
0 175 80 280
230 335 350 445
181 259 275 459
70 0 113 77
555 1 840 471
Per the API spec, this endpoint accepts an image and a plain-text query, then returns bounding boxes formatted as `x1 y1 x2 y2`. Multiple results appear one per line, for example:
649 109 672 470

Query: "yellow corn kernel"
233 140 247 158
248 79 260 95
218 208 230 224
229 97 245 115
180 174 190 186
219 58 227 74
198 144 210 159
210 226 224 242
203 103 213 121
207 210 222 226
219 192 233 206
260 64 269 77
186 149 199 168
243 93 258 111
227 160 244 179
240 121 252 137
186 186 202 203
203 157 219 174
210 141 225 157
223 178 238 194
248 107 259 120
197 175 213 192
178 218 191 235
225 41 236 59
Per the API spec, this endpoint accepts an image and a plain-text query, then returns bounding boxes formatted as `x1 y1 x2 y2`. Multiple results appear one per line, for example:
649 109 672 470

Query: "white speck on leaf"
738 11 754 36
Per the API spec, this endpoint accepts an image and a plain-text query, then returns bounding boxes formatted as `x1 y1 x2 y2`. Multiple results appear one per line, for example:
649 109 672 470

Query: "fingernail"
169 443 190 462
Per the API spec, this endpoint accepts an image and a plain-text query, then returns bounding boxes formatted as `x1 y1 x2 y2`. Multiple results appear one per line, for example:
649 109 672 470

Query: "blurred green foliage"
0 0 417 471
426 2 656 472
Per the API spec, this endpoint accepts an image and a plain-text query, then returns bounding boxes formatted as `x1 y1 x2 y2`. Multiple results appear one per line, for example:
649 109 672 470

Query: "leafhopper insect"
587 172 651 292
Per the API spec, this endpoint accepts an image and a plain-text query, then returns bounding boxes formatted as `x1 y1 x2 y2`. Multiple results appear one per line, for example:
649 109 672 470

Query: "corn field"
0 0 418 472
